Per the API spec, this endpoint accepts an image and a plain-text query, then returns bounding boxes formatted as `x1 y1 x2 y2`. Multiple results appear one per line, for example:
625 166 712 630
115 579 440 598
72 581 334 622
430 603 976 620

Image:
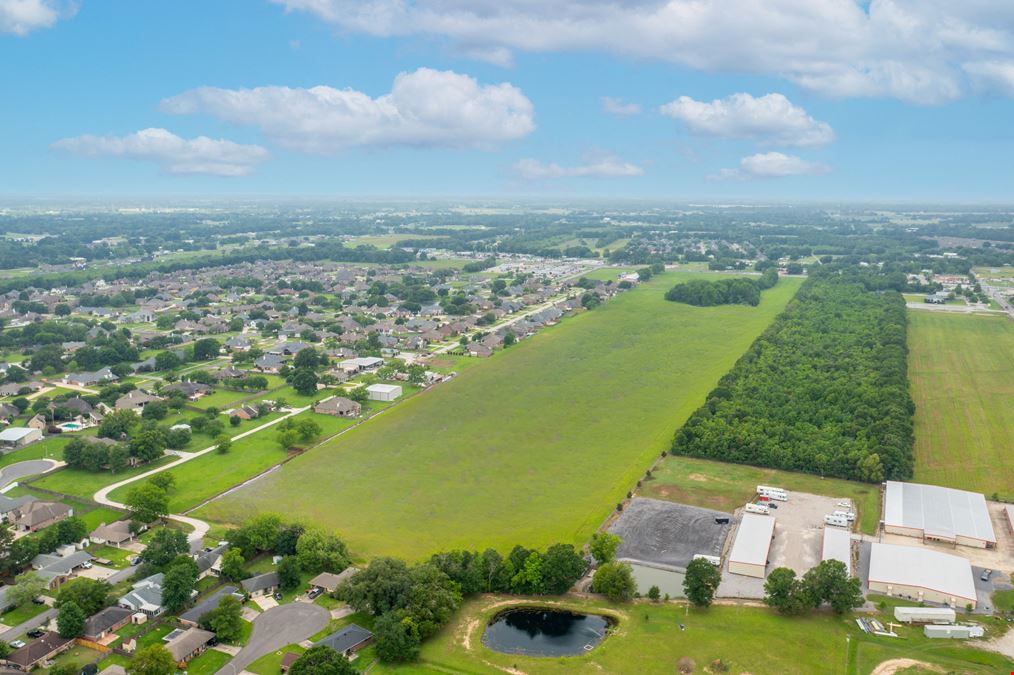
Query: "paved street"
0 459 60 490
214 601 329 675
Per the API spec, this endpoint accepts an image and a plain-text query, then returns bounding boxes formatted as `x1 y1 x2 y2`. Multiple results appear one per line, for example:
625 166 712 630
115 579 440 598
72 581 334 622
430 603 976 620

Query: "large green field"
197 273 802 560
908 312 1014 497
370 596 1011 675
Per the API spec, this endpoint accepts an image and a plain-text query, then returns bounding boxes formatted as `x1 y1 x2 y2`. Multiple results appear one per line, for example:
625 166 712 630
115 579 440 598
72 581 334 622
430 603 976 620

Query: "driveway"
0 459 60 490
0 608 56 642
215 602 329 675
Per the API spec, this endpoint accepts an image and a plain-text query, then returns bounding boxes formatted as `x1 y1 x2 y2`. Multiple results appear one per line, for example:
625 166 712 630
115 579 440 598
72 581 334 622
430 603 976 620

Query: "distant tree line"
670 271 914 482
664 268 779 307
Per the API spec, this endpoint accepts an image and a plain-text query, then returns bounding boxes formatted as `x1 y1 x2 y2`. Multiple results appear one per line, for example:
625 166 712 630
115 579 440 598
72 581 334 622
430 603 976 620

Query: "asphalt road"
215 601 330 675
0 608 56 643
0 459 59 490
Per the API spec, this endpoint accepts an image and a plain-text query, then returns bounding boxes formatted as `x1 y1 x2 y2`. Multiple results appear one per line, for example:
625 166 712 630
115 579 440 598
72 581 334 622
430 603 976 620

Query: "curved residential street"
0 459 60 490
215 601 330 675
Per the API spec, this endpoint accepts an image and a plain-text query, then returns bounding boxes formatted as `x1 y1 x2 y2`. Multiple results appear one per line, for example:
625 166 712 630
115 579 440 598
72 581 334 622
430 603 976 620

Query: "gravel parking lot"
766 491 851 575
608 497 733 570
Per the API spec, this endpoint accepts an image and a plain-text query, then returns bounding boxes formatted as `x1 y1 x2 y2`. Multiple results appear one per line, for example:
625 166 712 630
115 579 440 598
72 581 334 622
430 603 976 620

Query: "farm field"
641 456 882 534
370 596 1012 675
197 273 802 560
908 312 1014 497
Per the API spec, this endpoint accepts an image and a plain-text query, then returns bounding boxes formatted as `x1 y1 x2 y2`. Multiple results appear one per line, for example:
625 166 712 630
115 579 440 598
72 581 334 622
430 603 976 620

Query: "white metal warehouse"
868 543 977 608
727 513 775 578
883 481 996 548
821 526 852 576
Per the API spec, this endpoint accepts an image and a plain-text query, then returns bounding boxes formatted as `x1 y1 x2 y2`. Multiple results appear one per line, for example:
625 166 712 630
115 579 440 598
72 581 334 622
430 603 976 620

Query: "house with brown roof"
12 501 71 532
114 390 162 413
165 627 215 666
5 632 73 671
314 397 361 418
83 606 132 641
90 520 136 547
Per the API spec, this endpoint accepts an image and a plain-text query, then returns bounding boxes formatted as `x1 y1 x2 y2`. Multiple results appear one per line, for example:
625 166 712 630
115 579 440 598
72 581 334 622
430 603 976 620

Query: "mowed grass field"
370 596 1011 675
198 273 801 560
908 311 1014 497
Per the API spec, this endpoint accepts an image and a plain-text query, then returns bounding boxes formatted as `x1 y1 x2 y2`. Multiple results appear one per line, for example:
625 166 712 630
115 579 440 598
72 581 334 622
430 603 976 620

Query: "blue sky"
3 0 1014 200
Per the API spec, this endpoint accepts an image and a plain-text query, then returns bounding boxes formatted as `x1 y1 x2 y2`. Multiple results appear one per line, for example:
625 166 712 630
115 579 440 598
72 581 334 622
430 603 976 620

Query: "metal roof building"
883 481 996 548
868 543 977 608
727 513 775 578
821 526 852 576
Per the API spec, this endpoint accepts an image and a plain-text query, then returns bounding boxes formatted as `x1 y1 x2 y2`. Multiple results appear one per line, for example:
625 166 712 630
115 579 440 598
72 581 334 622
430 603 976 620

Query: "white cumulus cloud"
963 61 1014 96
601 97 641 116
270 0 1014 103
52 128 270 177
0 0 66 35
660 93 834 147
161 68 535 153
513 155 644 180
713 152 831 180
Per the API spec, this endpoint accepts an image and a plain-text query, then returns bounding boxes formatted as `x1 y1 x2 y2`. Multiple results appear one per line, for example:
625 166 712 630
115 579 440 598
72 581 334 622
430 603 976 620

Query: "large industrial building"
867 543 977 608
727 513 775 578
883 481 996 549
821 526 852 576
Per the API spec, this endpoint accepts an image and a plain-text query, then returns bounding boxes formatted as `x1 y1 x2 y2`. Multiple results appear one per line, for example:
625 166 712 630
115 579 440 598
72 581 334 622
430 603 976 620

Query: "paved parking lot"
608 497 733 570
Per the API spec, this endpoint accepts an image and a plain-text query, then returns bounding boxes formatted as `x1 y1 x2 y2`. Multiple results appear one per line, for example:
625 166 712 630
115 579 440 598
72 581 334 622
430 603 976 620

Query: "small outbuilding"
0 427 42 449
365 384 402 402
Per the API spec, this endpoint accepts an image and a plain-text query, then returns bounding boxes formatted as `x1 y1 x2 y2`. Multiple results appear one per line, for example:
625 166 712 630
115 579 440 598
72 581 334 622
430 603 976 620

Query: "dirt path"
978 625 1014 660
869 658 942 675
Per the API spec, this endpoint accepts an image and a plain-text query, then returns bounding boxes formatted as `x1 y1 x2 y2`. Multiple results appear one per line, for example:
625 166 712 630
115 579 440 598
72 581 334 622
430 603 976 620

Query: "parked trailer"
832 510 856 522
745 503 770 515
894 607 956 625
757 486 788 502
692 554 721 567
924 624 984 639
824 514 849 527
756 485 787 496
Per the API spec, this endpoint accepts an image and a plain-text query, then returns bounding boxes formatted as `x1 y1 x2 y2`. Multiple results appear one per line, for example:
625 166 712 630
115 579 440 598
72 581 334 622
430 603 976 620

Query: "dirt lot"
608 497 733 570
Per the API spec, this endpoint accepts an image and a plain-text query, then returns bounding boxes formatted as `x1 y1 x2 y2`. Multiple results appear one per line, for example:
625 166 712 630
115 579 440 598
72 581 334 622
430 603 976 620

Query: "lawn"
88 543 135 568
107 411 349 513
640 456 882 534
371 596 1012 675
36 645 104 674
184 647 233 674
907 312 1014 497
0 436 71 469
197 387 264 411
1 600 49 627
247 645 305 675
31 456 175 499
198 273 802 560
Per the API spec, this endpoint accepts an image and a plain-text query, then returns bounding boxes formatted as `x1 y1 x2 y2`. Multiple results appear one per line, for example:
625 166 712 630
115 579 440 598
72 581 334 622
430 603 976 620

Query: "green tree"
589 532 621 563
801 560 863 614
296 528 350 574
215 435 232 454
148 472 175 492
245 513 283 551
161 561 197 614
510 550 543 594
129 428 166 463
591 562 635 602
764 567 808 615
291 368 319 396
8 571 47 607
277 556 301 591
141 528 188 569
647 585 661 601
200 594 244 643
540 543 587 595
404 565 462 638
57 577 111 615
276 428 299 450
293 347 320 370
289 645 357 675
98 409 138 440
219 548 247 581
374 610 422 662
683 558 722 608
126 483 169 524
57 600 86 638
296 418 321 442
154 351 181 371
339 557 412 616
193 338 221 361
127 645 177 675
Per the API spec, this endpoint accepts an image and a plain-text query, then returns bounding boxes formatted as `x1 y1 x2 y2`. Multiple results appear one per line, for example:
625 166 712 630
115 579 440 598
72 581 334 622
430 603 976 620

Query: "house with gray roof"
179 585 241 626
241 571 279 596
313 624 374 658
119 573 165 617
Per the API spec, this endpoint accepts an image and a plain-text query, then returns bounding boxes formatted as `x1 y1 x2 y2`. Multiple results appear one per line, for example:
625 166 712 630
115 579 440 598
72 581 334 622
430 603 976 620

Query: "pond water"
481 608 612 657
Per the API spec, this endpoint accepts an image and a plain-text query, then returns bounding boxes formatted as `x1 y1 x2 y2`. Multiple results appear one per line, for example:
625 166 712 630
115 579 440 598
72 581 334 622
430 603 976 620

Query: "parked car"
26 628 44 638
9 640 25 649
81 561 93 569
31 597 45 605
130 556 142 566
768 503 779 509
307 588 323 600
981 569 992 582
273 591 284 601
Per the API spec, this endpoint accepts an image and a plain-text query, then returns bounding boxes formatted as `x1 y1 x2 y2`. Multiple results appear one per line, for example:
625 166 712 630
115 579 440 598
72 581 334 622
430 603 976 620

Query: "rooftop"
868 542 976 603
884 481 995 544
727 512 775 567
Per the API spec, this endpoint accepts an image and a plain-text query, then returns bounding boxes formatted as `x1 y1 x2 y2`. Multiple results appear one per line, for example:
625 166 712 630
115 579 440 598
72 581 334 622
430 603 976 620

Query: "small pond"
481 607 613 657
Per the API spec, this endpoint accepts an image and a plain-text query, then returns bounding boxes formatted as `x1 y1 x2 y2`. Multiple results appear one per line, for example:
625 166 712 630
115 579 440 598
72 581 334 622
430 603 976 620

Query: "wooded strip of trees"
664 268 778 307
671 271 914 482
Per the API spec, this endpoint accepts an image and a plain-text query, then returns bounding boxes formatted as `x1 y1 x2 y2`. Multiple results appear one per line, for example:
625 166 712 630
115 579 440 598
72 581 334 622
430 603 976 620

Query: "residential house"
64 368 117 387
313 397 361 418
90 520 136 548
5 632 73 671
179 585 240 626
0 404 20 423
114 390 162 413
119 573 166 617
254 354 285 374
308 568 359 594
241 571 279 597
83 606 133 641
162 382 213 401
313 624 374 659
26 415 47 432
194 543 229 579
224 336 251 351
0 495 35 523
31 550 92 588
165 627 215 667
12 501 71 532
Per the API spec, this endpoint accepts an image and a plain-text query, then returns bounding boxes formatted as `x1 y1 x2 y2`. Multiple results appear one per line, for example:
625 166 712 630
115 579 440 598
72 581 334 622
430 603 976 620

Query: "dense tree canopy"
671 274 914 482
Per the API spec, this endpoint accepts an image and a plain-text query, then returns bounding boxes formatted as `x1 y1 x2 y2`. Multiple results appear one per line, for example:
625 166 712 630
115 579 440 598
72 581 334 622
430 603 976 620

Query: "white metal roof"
884 481 995 544
728 513 775 566
366 384 400 393
821 526 852 576
0 427 37 441
868 543 976 603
